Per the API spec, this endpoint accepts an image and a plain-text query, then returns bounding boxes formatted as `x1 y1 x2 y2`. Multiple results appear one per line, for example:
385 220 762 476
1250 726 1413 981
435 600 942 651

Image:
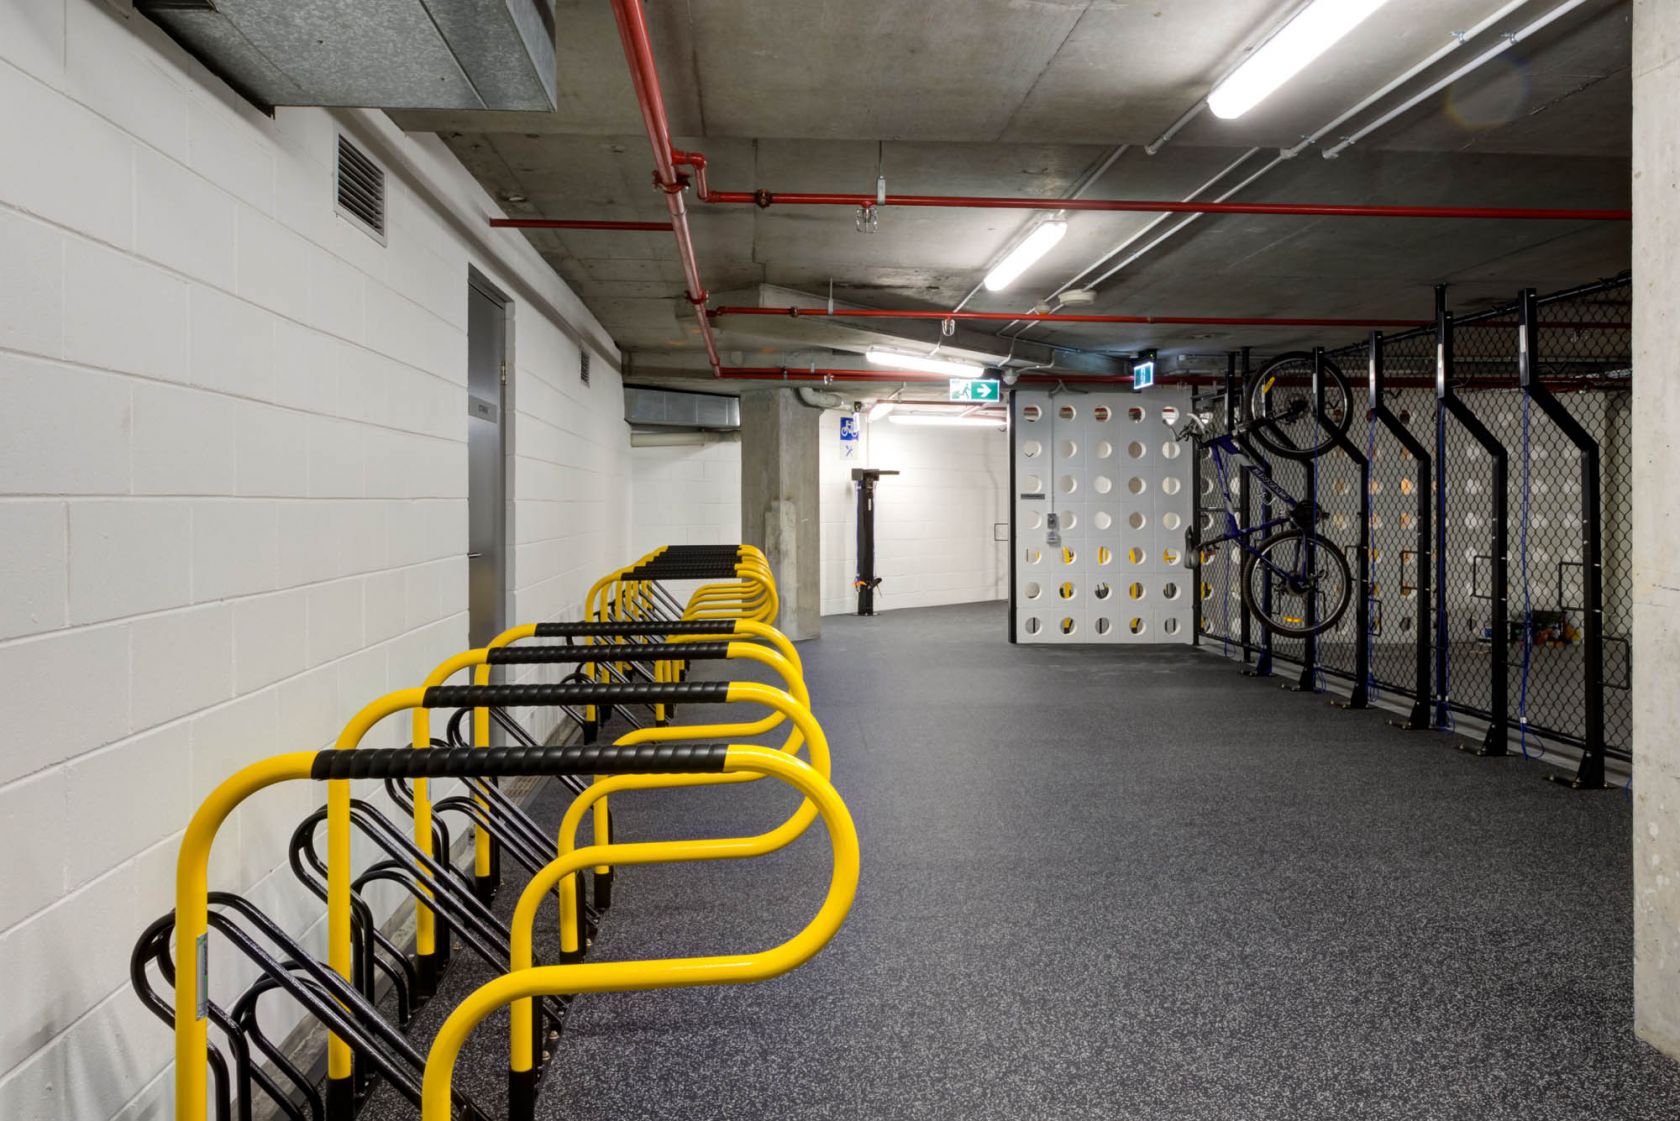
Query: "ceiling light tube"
865 347 989 378
867 400 897 422
1207 0 1391 120
982 220 1068 291
887 413 1006 429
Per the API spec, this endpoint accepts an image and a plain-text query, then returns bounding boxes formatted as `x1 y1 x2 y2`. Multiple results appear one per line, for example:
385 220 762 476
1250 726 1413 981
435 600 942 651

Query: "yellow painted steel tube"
174 753 319 1121
422 746 858 1121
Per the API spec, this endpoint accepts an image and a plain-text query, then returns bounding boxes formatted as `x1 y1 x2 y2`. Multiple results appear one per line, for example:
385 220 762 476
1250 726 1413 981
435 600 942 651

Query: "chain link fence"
1194 275 1632 778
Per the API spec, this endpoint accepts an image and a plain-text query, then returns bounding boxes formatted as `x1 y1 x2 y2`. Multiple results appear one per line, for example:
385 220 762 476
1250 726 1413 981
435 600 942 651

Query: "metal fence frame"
1193 274 1632 787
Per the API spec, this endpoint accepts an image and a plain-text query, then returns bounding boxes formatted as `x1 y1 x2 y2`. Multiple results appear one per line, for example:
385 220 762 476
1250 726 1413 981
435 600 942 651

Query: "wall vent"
335 135 386 241
580 350 591 386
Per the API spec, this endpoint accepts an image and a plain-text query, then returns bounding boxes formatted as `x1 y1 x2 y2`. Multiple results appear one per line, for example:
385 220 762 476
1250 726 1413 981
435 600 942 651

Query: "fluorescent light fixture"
865 347 988 378
867 400 897 422
887 412 1006 429
983 220 1067 292
1207 0 1391 120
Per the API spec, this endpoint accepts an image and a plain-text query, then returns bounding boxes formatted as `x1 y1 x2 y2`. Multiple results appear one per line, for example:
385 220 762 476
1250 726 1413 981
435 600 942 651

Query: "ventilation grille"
580 350 591 386
335 136 386 240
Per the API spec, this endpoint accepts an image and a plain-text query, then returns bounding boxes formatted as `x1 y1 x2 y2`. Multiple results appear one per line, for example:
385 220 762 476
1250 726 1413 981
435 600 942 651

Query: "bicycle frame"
1198 431 1315 586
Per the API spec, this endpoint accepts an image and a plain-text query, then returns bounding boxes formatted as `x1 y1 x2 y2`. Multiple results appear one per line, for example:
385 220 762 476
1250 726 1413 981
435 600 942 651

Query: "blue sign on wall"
839 414 860 458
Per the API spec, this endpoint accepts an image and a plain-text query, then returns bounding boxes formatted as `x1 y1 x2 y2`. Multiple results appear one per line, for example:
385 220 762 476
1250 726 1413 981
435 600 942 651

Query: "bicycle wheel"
1244 352 1353 461
1238 530 1352 639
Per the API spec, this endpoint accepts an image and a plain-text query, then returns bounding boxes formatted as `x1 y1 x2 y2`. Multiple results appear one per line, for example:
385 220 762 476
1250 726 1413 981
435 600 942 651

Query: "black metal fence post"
1288 349 1325 693
1320 350 1371 710
1241 347 1271 677
1432 287 1451 728
1517 288 1606 789
1369 330 1434 730
1439 309 1510 755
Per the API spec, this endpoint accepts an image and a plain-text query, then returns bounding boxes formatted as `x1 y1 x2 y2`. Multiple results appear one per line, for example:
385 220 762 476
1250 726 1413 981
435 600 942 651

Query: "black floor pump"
852 468 898 615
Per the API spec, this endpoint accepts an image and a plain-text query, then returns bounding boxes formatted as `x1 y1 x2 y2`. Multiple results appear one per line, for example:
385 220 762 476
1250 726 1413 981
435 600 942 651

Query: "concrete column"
740 389 822 640
1632 0 1680 1062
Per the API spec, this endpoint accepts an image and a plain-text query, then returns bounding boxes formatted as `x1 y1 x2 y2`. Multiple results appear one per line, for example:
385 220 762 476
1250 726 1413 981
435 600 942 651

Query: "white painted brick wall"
629 437 744 558
818 409 1010 615
0 3 632 1117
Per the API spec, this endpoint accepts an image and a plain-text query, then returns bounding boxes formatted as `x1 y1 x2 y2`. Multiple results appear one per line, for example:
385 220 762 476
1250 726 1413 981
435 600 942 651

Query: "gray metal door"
466 280 507 649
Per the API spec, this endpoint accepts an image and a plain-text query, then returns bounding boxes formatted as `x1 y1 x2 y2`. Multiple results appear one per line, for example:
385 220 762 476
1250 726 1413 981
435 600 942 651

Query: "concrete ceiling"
392 0 1633 381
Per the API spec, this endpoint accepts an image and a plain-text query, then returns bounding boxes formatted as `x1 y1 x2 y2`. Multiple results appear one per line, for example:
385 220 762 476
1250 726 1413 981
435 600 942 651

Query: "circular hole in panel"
1161 406 1180 424
1092 405 1111 422
1200 476 1214 496
1129 617 1146 635
1025 582 1042 600
1059 405 1078 421
1059 439 1078 459
1465 513 1481 530
1371 514 1384 530
1129 581 1146 600
1094 582 1112 600
1096 618 1112 635
1162 478 1181 496
1061 546 1078 565
1399 512 1414 529
1097 546 1113 566
1163 582 1181 600
1128 511 1147 530
1026 511 1044 530
1060 616 1077 635
1400 616 1413 632
1128 406 1147 423
1024 617 1042 635
1025 547 1042 565
1096 440 1114 459
1058 581 1077 600
1201 582 1213 600
1058 475 1078 494
1164 617 1181 635
1199 511 1216 532
1334 479 1350 496
1162 548 1182 566
1370 479 1384 495
1400 478 1415 496
1163 512 1182 531
1094 476 1114 495
1128 477 1147 495
1023 474 1043 494
1022 405 1042 422
1162 441 1181 460
1093 511 1113 530
1128 546 1145 565
1060 511 1078 531
1127 441 1147 460
1023 440 1043 458
1333 513 1349 530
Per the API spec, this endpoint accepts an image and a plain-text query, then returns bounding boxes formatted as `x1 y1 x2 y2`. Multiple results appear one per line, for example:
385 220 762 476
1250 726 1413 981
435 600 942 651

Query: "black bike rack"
1518 287 1607 790
1368 331 1434 731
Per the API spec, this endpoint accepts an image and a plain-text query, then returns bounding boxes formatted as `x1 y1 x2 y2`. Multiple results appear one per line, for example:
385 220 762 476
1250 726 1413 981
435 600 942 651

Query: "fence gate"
1012 387 1195 644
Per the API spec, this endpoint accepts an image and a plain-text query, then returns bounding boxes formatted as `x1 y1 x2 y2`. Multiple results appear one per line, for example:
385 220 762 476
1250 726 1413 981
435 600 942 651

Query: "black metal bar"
1241 347 1271 677
1288 350 1324 692
1439 310 1510 756
1518 287 1606 789
852 468 897 615
1320 349 1371 710
1370 330 1433 730
1432 287 1451 728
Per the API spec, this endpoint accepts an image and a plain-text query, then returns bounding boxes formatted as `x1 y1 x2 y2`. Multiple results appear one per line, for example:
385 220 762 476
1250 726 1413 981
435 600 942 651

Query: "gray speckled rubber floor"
374 602 1680 1120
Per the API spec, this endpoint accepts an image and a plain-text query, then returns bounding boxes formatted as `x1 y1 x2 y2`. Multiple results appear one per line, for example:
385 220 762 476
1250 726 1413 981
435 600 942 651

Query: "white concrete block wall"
628 437 744 557
0 2 631 1117
818 410 1009 615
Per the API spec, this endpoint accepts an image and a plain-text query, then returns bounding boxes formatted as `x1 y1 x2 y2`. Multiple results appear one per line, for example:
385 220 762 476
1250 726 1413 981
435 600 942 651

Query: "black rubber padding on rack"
535 621 741 637
486 642 733 665
420 681 731 708
309 743 730 781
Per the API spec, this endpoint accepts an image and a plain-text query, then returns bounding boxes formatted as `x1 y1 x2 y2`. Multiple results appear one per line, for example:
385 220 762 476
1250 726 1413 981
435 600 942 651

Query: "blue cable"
1365 413 1380 702
1436 404 1455 732
1518 390 1541 760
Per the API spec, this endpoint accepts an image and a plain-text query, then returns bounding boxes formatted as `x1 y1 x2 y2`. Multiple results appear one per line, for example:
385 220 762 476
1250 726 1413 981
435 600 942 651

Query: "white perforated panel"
1012 388 1194 644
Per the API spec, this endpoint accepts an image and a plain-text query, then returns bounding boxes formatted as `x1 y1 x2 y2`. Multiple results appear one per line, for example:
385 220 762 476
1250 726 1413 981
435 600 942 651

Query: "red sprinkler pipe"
713 306 1430 329
491 218 673 232
694 190 1628 222
609 0 721 372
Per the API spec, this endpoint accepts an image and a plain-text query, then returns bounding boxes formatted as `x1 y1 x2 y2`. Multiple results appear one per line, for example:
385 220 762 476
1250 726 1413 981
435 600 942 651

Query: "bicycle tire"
1238 529 1353 639
1244 352 1353 462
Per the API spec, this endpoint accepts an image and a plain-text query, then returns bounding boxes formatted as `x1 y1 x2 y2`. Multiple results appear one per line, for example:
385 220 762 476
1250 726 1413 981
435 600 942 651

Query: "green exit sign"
949 378 1000 403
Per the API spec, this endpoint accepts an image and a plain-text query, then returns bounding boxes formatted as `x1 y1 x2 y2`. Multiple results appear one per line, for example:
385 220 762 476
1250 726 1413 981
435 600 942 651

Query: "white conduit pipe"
1052 0 1553 299
1321 0 1590 159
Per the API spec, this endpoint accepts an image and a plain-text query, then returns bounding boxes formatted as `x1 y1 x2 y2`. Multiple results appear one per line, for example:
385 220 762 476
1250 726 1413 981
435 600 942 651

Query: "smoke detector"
1059 289 1097 306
